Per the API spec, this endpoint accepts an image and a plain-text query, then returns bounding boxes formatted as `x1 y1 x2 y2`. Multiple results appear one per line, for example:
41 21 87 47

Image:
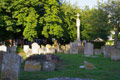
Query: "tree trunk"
114 28 119 48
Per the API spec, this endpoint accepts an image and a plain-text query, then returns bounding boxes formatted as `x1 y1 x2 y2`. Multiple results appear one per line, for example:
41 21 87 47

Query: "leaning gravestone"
1 54 21 80
32 42 40 54
0 45 7 52
84 42 94 56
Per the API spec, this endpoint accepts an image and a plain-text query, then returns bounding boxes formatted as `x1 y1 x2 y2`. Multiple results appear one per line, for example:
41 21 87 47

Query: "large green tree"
98 0 120 47
0 0 64 42
60 1 81 42
81 6 112 41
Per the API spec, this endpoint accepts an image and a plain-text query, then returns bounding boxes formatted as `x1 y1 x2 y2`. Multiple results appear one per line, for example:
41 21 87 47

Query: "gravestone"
94 49 101 55
32 42 40 54
23 45 29 53
24 60 41 72
1 54 21 80
43 61 55 71
110 48 120 61
70 41 83 54
116 41 120 48
70 42 79 54
10 46 16 53
0 51 4 72
103 46 113 58
0 45 7 52
101 46 104 53
84 43 94 56
46 44 52 49
60 45 66 50
65 44 70 50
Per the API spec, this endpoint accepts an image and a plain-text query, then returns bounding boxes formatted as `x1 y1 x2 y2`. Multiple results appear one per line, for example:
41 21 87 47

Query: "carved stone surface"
24 60 41 72
0 51 4 71
43 61 55 71
103 46 113 58
70 41 83 54
32 42 40 54
23 45 30 53
0 45 7 52
84 43 94 56
110 48 120 61
94 49 101 55
1 54 21 80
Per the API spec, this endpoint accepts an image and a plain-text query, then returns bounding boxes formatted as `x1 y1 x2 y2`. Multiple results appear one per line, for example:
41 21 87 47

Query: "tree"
98 0 120 47
60 1 81 42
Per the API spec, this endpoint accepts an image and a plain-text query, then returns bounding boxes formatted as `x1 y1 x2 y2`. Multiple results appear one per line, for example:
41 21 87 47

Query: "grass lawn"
20 53 120 80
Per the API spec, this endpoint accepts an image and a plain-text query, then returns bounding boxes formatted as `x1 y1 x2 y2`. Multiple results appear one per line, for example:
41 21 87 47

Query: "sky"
66 0 108 9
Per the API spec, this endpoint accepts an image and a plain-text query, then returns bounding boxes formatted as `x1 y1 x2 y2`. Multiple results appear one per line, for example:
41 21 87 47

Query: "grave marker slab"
32 42 40 54
1 54 21 80
0 45 7 52
84 43 94 56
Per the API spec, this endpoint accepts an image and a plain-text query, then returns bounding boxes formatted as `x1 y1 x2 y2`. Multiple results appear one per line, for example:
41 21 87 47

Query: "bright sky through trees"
66 0 108 9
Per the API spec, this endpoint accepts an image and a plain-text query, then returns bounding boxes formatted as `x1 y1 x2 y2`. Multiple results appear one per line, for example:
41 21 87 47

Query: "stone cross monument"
76 13 80 41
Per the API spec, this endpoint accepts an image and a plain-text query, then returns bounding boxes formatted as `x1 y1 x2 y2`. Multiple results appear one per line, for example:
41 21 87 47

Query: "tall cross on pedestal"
76 13 80 41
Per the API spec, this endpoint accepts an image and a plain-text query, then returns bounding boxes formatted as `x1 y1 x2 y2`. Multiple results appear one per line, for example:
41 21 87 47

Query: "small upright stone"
0 51 4 71
103 46 113 58
32 42 40 54
24 60 41 72
70 42 79 54
94 49 101 55
0 45 7 52
23 45 30 53
84 42 94 56
1 54 21 80
43 61 55 71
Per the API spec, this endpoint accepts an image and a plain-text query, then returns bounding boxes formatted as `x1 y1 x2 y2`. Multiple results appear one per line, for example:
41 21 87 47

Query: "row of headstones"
70 42 120 61
24 43 57 57
0 50 21 80
24 42 70 57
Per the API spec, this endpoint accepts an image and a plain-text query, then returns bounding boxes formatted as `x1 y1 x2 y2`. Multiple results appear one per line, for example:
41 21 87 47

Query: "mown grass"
20 53 120 80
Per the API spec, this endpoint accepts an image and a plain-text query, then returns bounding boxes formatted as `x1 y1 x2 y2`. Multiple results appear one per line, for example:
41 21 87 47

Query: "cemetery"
0 0 120 80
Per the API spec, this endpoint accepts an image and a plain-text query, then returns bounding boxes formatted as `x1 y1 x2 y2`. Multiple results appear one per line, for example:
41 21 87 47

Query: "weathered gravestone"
32 42 40 54
7 46 17 53
101 46 104 53
23 45 29 53
0 51 5 72
116 41 120 48
24 60 41 72
84 43 94 56
1 54 21 80
0 45 7 52
110 48 120 61
103 46 113 58
70 41 84 54
43 61 55 71
94 49 101 55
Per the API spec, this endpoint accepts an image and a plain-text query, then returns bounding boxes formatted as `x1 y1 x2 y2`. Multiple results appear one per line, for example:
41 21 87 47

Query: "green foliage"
81 7 112 41
91 41 105 49
60 2 81 41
